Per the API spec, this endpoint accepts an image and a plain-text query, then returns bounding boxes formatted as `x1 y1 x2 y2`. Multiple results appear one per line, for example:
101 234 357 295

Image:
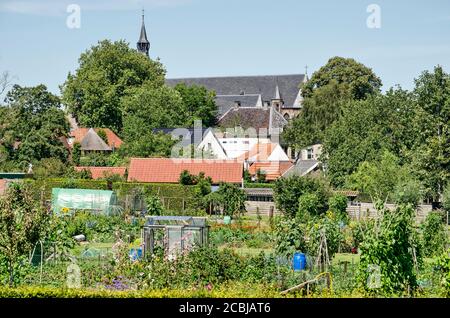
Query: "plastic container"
293 252 307 271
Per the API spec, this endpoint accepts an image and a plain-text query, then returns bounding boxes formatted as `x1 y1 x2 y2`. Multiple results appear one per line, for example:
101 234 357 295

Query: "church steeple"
137 9 150 57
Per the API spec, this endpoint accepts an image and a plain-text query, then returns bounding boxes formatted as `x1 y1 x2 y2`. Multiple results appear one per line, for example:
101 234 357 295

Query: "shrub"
274 216 306 257
328 194 348 221
145 195 164 216
298 193 320 218
357 204 422 296
274 176 330 218
421 211 448 257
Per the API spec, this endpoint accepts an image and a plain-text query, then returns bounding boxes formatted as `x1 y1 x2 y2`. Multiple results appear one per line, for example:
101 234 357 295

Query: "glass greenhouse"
142 216 209 258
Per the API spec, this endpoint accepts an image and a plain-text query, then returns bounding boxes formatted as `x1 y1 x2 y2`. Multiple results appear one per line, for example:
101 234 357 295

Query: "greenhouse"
142 216 209 258
51 188 120 215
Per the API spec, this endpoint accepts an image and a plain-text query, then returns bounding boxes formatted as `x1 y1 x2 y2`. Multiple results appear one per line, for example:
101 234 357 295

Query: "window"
283 113 290 120
207 142 212 150
307 148 313 160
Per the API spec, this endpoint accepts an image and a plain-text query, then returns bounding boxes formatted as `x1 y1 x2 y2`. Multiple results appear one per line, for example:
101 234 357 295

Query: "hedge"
0 283 281 298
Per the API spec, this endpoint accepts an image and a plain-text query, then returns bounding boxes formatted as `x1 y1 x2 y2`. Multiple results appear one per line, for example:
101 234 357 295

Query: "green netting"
51 188 118 215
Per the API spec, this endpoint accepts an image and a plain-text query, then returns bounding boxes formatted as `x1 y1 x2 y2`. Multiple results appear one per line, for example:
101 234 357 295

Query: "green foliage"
145 195 164 216
283 80 351 149
274 176 330 218
32 158 68 179
215 183 247 217
72 142 81 165
328 194 348 221
274 216 306 257
301 56 382 100
256 169 266 183
179 170 196 185
173 83 218 127
0 183 49 286
444 186 450 213
306 212 343 260
322 89 419 188
119 131 177 158
434 249 450 297
357 204 422 296
346 150 418 202
393 179 423 208
0 84 69 166
421 211 448 258
297 193 320 218
96 129 108 144
61 39 165 132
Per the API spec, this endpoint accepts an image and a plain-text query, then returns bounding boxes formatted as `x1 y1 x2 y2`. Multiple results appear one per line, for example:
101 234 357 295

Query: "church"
136 12 307 123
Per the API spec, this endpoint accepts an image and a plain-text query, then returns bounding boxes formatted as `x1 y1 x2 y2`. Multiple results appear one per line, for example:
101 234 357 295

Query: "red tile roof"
238 143 277 161
248 161 293 181
75 167 127 180
70 128 123 149
127 158 243 184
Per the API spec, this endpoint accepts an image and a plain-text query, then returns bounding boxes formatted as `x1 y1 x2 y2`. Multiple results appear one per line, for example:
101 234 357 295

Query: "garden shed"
51 188 119 215
142 216 209 258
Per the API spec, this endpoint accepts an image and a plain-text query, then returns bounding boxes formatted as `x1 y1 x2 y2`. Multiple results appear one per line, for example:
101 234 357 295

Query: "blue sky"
0 0 450 96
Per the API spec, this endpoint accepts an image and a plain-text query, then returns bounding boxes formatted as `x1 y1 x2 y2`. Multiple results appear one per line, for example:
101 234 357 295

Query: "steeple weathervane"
137 9 150 57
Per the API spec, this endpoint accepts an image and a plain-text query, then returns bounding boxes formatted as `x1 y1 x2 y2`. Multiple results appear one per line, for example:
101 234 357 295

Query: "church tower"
137 10 150 57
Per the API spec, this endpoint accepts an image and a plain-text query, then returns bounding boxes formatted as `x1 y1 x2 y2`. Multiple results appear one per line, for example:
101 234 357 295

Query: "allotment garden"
0 176 449 298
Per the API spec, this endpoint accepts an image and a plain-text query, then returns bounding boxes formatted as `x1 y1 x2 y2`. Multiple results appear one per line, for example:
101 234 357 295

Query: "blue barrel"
293 252 307 271
129 248 142 261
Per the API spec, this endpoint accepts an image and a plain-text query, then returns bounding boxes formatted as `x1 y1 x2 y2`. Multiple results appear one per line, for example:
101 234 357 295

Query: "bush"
274 217 306 257
274 176 330 218
421 211 448 257
298 193 320 218
145 195 164 216
328 194 348 221
306 212 343 260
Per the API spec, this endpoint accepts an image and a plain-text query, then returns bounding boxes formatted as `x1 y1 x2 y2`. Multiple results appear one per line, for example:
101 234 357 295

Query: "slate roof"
80 128 112 152
282 160 320 178
166 74 305 108
127 158 243 184
218 107 287 133
75 167 127 180
215 94 261 116
70 128 123 149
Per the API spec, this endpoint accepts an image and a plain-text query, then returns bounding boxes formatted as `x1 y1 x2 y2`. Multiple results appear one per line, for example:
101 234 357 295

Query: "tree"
328 194 349 221
274 176 330 218
0 70 13 98
322 88 419 187
118 132 176 158
61 40 165 132
256 169 266 183
297 193 320 218
1 84 69 166
346 150 419 202
0 183 49 286
72 142 81 165
301 56 382 100
283 80 351 149
32 158 68 179
274 216 307 257
174 83 218 127
411 66 450 201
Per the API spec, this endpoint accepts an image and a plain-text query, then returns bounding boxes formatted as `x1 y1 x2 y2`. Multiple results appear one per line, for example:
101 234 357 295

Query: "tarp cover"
51 188 117 215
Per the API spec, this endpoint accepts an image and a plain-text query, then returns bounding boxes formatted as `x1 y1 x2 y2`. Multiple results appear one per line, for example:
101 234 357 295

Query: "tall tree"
302 56 382 100
283 57 381 150
173 83 218 127
61 40 165 132
1 84 69 167
322 88 418 187
411 66 450 201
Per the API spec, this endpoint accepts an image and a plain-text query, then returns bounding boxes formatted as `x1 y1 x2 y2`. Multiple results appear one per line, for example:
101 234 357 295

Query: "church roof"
138 12 149 44
166 74 305 108
215 94 261 116
217 107 287 133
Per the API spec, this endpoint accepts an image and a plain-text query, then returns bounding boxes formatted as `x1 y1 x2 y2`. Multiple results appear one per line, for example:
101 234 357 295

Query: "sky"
0 0 450 96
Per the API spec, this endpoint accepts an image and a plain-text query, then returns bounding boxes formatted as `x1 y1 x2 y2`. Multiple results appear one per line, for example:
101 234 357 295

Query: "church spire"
137 9 150 57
